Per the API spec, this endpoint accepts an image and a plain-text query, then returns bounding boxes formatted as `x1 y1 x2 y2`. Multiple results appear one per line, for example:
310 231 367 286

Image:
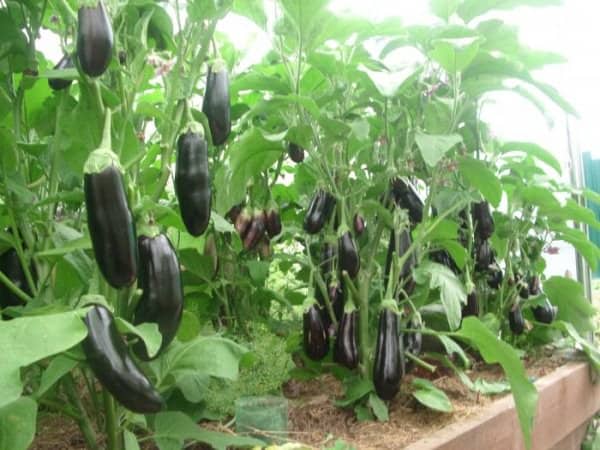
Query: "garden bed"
31 354 585 450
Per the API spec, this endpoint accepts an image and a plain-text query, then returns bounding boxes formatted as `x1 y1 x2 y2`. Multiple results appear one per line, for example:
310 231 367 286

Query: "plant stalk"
103 390 121 450
63 374 100 450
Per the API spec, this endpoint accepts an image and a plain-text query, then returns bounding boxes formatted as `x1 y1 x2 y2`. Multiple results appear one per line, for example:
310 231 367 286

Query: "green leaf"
0 397 37 450
413 261 466 330
436 334 470 368
458 0 562 23
412 378 453 412
430 0 460 20
459 157 502 207
456 317 537 450
500 141 562 174
124 430 141 450
429 33 482 73
336 378 373 407
115 319 162 359
0 311 88 408
176 310 201 342
415 131 462 168
553 321 600 374
154 411 264 450
232 0 267 30
542 276 596 333
368 393 389 421
34 355 78 399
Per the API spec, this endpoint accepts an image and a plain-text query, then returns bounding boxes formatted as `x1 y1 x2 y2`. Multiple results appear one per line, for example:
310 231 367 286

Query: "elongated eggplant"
82 305 163 413
204 233 219 278
48 54 74 91
303 305 329 360
287 142 305 163
77 1 113 77
339 231 360 278
174 128 211 237
390 178 423 224
373 308 403 400
487 264 503 289
508 304 525 335
243 211 266 251
329 282 344 323
474 238 493 272
430 249 459 274
133 234 184 360
265 208 282 238
333 310 358 369
472 201 494 239
320 242 336 280
532 299 557 324
462 291 479 318
202 60 231 145
528 275 541 296
304 190 336 234
235 208 253 238
84 164 137 288
0 249 32 317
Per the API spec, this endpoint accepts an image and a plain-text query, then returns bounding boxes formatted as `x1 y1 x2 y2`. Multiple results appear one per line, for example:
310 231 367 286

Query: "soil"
31 352 566 450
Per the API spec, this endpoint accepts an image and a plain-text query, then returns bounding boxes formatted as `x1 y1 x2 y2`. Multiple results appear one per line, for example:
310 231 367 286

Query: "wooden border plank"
405 363 600 450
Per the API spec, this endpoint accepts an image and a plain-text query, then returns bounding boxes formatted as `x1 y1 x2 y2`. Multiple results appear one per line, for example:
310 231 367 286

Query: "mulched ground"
31 353 566 450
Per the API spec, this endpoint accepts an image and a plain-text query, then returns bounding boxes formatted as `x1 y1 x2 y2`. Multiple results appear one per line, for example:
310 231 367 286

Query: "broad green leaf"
456 317 537 450
176 310 201 342
430 0 460 20
543 276 596 333
124 430 141 450
552 225 600 271
232 0 267 30
368 393 389 421
413 261 466 330
230 72 290 95
553 322 600 374
436 334 470 367
459 157 502 207
0 397 37 450
414 131 462 168
0 311 88 408
153 411 264 450
34 355 78 399
458 0 562 23
210 212 235 233
499 141 562 174
412 378 453 412
429 34 482 73
115 319 162 359
336 378 373 407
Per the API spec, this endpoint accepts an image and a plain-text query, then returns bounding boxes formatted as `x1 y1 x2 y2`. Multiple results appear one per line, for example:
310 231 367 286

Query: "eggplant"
303 305 329 360
82 305 163 413
508 305 525 335
48 54 74 91
265 209 282 238
402 319 422 373
235 208 253 239
462 291 479 318
487 265 503 289
202 60 231 145
373 308 403 400
430 249 459 274
0 249 33 318
174 129 211 237
353 214 365 236
287 142 305 163
384 229 416 295
320 242 336 280
472 201 494 239
474 238 493 272
338 231 360 279
528 275 541 296
390 178 423 224
333 310 358 369
304 190 336 234
77 1 114 77
243 212 266 251
532 299 557 324
132 234 184 360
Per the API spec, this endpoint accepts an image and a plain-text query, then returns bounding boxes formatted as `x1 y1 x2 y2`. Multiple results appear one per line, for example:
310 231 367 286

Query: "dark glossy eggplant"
532 299 557 324
82 305 163 413
303 305 329 360
235 208 253 238
202 61 231 145
402 319 422 373
320 242 336 280
133 234 184 360
225 203 243 223
528 275 541 296
487 265 503 289
508 305 525 335
287 142 305 163
384 229 416 295
472 201 494 240
84 165 137 288
333 310 358 369
0 249 32 318
430 249 459 274
77 1 113 77
265 209 282 238
338 231 360 278
174 130 211 237
474 238 493 272
462 291 479 318
373 308 403 400
390 178 423 224
48 54 74 91
304 190 336 234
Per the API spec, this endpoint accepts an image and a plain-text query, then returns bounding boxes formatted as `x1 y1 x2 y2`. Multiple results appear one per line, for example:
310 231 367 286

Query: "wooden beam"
405 363 600 450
